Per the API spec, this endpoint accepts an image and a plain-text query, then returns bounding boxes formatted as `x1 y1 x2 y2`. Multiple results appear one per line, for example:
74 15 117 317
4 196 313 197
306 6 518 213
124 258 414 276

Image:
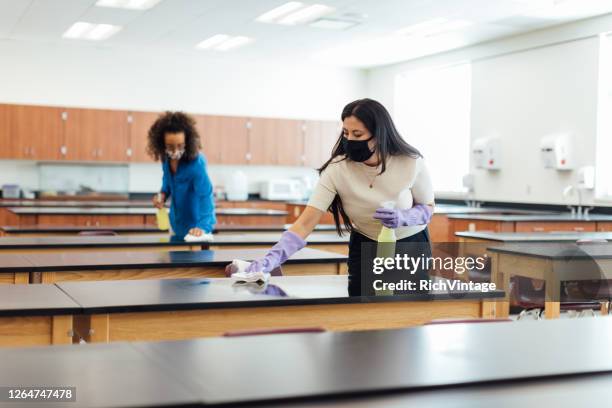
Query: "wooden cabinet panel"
219 116 249 165
515 221 596 233
9 105 64 160
303 120 322 168
64 108 129 162
276 119 304 166
429 214 451 242
449 219 514 242
597 222 612 232
195 114 223 164
286 203 334 225
0 105 10 159
320 121 340 163
303 120 340 169
129 111 160 162
248 117 277 165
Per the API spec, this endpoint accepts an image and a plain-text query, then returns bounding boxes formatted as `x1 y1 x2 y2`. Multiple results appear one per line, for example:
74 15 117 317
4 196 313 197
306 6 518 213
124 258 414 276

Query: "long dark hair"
147 111 201 162
318 98 422 235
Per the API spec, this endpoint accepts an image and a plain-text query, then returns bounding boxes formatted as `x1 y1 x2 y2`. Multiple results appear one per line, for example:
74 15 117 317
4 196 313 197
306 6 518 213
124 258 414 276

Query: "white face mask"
166 149 185 160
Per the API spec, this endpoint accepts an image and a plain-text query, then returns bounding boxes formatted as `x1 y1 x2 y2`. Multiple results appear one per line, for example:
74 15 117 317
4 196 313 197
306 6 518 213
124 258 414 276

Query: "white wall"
0 40 366 194
367 13 612 206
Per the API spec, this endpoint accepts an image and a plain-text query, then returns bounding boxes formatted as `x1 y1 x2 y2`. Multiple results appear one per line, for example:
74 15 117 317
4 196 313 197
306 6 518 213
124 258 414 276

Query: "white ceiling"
2 0 612 68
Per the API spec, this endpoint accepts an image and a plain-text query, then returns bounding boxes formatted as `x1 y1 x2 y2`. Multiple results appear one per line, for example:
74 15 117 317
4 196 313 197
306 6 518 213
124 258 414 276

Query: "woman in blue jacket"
148 112 216 237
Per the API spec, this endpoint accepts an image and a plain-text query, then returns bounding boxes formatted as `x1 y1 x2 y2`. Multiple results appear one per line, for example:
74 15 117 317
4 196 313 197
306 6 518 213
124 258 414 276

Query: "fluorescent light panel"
95 0 162 10
196 34 253 51
62 21 122 40
256 2 334 25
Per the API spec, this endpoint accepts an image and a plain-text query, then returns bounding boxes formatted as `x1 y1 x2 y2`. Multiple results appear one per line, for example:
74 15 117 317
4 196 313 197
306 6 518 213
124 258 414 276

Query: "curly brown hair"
147 111 201 162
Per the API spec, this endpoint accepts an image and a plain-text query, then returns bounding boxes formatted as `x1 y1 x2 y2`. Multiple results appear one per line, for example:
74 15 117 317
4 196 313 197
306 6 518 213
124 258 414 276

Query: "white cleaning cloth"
184 232 214 242
229 259 270 284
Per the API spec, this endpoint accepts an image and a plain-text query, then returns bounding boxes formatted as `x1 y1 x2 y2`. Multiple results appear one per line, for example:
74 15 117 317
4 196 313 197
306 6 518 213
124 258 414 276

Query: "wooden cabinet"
248 117 278 165
303 120 340 169
514 221 596 233
63 108 130 162
448 219 514 242
597 222 612 232
195 114 223 164
276 119 304 166
9 105 64 160
129 111 160 162
37 214 146 227
212 116 249 165
0 105 10 159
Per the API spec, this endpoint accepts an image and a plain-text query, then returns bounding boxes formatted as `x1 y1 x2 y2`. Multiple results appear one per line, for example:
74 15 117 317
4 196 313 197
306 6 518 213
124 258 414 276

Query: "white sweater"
307 154 435 240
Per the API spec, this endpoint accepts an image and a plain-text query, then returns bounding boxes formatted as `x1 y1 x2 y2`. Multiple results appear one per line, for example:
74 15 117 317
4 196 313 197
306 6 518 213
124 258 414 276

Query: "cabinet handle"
533 227 544 232
60 146 67 156
126 148 132 157
95 221 100 227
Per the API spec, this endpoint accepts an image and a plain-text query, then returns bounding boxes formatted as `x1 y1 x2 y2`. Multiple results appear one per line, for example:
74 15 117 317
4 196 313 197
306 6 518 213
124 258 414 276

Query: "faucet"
563 185 583 218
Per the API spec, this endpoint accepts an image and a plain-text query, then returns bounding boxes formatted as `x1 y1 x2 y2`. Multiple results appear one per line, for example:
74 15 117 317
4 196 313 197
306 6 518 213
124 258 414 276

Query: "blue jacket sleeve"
160 162 171 199
193 158 216 233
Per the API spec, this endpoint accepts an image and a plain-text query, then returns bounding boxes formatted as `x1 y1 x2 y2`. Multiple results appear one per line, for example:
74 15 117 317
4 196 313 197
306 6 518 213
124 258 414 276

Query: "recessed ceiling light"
256 2 334 25
195 35 253 51
397 18 472 37
309 18 359 30
62 22 122 41
95 0 162 10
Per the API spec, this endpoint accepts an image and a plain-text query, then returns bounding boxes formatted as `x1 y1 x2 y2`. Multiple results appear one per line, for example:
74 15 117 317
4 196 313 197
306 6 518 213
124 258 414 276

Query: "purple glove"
246 231 307 273
373 204 433 228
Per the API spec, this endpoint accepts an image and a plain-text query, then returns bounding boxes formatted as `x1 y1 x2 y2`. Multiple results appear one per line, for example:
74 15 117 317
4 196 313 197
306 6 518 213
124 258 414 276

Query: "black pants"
347 228 432 297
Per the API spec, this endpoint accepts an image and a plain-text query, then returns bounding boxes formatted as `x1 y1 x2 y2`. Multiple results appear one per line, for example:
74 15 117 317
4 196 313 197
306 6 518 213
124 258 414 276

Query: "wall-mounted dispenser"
472 137 501 170
577 165 595 190
540 133 573 170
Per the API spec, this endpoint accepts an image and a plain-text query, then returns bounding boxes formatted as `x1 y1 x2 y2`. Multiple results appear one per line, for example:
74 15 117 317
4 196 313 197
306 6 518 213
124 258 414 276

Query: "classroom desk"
2 318 612 406
0 232 349 255
0 284 79 346
0 254 30 284
0 248 347 284
488 243 612 319
133 317 612 406
0 223 340 236
0 343 200 408
58 276 501 343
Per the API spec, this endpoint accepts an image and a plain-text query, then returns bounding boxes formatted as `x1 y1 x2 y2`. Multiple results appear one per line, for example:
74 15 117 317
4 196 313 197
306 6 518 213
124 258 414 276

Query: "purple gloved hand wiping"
246 230 307 273
373 204 433 228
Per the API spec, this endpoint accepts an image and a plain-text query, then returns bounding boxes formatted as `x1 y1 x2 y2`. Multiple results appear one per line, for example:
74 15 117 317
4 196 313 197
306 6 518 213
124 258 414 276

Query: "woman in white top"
233 98 435 296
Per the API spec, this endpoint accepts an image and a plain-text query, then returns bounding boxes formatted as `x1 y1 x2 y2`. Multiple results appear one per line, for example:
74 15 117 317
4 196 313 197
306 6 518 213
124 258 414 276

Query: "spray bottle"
155 193 170 231
376 200 397 259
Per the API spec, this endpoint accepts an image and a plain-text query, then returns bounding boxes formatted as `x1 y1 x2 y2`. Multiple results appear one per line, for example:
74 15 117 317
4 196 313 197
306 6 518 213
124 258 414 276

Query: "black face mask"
342 137 375 162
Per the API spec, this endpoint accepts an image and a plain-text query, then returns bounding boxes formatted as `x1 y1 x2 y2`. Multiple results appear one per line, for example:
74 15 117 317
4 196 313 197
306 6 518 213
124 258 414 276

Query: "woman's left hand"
373 205 433 228
188 227 204 236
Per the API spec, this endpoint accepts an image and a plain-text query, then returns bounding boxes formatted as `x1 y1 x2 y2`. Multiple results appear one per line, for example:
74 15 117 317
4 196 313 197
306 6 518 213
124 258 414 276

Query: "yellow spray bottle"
155 193 170 231
375 201 397 296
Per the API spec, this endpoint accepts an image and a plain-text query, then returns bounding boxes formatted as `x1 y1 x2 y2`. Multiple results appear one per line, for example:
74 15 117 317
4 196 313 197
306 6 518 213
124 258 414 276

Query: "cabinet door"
303 120 322 168
9 105 64 160
194 114 223 164
129 111 160 162
248 117 277 165
220 116 249 165
0 105 11 159
276 119 304 166
320 121 340 163
64 108 129 162
515 221 596 233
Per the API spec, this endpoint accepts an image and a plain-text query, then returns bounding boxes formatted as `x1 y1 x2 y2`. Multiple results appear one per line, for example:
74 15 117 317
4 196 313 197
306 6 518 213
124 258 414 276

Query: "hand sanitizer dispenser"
540 133 573 170
472 137 501 170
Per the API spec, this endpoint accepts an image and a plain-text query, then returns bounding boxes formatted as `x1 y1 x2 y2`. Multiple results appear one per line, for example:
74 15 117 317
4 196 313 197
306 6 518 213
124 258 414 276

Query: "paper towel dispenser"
472 137 501 170
540 133 573 170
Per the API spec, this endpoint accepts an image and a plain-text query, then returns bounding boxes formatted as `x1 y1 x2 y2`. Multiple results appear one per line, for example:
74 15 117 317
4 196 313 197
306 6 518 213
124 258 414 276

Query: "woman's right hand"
152 193 165 209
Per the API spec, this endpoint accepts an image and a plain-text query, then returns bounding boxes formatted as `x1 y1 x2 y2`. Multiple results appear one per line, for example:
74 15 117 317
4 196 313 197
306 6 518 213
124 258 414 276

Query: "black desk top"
447 213 612 221
0 233 347 250
487 243 612 259
0 224 339 234
56 276 501 314
9 207 287 216
133 317 612 406
0 248 346 273
0 343 199 408
0 284 80 317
